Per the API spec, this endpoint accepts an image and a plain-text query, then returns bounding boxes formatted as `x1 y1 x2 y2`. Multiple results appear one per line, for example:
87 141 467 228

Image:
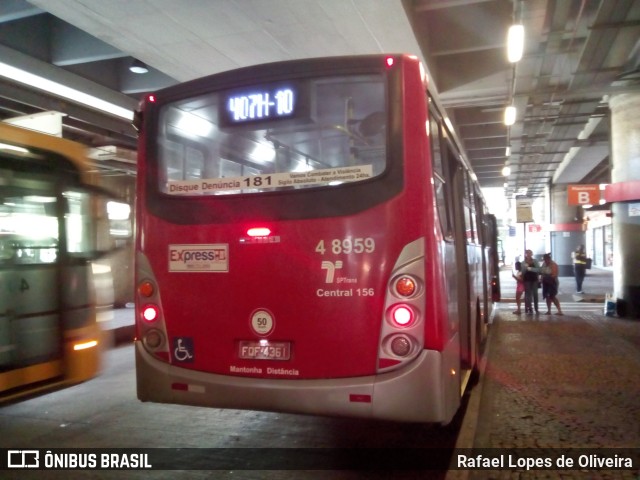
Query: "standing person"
541 253 563 315
512 261 525 314
573 244 587 293
521 249 540 314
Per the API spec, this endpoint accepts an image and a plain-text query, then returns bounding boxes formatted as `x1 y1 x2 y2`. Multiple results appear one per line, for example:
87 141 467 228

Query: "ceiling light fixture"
129 59 149 74
0 61 133 121
502 166 511 176
507 24 525 63
504 105 516 126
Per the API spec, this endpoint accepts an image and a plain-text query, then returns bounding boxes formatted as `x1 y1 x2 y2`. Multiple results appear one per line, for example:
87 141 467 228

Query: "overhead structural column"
547 186 584 278
607 93 640 318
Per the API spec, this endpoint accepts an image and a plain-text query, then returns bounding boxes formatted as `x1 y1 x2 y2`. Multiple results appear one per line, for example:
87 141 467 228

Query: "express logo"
170 249 226 262
168 244 229 272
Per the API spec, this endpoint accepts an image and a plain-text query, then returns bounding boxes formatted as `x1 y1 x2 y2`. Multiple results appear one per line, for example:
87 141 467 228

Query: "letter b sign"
568 185 600 205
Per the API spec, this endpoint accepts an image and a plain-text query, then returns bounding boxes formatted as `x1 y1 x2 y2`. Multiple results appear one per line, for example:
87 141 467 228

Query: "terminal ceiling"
0 0 638 198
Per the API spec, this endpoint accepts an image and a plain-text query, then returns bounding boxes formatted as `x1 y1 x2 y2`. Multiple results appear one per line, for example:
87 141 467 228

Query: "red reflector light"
138 280 154 297
171 382 205 393
142 304 159 322
392 305 413 326
385 57 395 67
349 394 372 403
247 227 271 237
148 94 156 102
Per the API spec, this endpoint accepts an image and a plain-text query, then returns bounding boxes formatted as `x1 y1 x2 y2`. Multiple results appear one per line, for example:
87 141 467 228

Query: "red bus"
134 54 500 424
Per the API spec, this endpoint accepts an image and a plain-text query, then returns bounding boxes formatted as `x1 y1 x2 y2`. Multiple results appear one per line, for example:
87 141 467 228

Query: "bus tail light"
395 276 417 297
138 280 155 297
390 304 415 327
142 304 160 322
143 329 164 349
390 335 412 357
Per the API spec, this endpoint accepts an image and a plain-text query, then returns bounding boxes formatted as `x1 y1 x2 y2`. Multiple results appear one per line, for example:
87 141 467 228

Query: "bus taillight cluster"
139 280 159 323
383 274 423 358
138 279 165 350
389 275 420 328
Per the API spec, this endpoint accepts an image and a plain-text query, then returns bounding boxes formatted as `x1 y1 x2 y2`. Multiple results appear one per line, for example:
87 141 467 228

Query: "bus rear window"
157 74 387 196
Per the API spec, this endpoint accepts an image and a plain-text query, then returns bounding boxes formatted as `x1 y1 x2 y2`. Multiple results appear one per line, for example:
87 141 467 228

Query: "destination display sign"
219 81 308 127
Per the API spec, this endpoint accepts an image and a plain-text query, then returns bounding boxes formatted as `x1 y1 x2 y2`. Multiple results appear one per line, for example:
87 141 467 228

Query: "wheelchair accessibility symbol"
173 337 194 362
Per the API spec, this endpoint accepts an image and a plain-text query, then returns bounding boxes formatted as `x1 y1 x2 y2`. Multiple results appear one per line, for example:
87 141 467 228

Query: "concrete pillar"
607 93 640 318
548 185 585 277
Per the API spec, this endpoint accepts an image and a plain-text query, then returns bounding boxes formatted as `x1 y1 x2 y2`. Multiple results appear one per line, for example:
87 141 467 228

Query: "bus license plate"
238 341 291 360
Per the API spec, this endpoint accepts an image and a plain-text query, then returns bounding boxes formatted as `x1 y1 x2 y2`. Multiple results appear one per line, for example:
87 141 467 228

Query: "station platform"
451 266 640 478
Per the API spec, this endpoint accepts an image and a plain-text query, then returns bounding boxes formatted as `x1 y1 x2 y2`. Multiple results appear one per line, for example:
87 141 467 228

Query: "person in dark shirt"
521 249 540 314
541 253 563 315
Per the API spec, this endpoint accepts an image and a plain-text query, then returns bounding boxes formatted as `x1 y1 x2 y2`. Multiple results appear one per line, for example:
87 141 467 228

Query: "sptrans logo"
169 244 229 272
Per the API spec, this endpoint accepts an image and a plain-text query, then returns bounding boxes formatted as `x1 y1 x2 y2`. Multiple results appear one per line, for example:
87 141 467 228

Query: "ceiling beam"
0 0 42 23
52 19 126 66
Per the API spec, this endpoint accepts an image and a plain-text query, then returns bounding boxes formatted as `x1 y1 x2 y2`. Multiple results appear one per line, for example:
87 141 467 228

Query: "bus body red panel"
140 192 424 379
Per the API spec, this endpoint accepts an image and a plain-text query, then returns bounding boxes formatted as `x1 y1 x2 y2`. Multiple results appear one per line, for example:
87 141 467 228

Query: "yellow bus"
0 122 119 401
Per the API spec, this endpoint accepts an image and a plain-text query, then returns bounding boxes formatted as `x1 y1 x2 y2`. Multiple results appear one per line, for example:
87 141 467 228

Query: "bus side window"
474 186 485 244
0 192 59 264
462 170 476 244
64 190 93 256
429 111 452 239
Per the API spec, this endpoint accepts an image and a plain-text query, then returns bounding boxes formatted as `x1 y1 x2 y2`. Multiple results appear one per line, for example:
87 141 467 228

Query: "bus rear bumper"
135 337 461 424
